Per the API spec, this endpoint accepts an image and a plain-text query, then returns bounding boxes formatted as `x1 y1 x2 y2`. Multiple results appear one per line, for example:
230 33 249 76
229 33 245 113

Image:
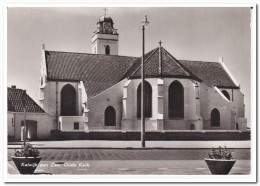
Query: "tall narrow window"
211 108 220 127
168 81 184 118
105 106 116 126
105 45 110 55
137 81 152 118
221 90 230 101
61 84 77 116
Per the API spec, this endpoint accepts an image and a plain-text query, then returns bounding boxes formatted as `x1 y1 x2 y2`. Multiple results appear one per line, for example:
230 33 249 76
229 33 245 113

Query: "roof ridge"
45 50 138 58
8 87 24 91
179 59 219 63
163 48 202 82
129 47 159 77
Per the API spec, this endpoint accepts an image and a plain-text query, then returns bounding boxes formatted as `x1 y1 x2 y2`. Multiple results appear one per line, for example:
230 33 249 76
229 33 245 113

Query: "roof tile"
8 88 45 113
179 60 238 88
46 51 137 97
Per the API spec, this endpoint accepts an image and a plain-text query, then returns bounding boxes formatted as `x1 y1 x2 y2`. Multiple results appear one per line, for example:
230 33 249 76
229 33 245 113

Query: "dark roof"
45 47 239 98
99 15 114 24
179 60 239 88
8 88 45 113
45 51 137 97
123 47 200 81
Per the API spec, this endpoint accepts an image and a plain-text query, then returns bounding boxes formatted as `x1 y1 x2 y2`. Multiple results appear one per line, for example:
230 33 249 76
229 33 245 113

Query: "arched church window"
60 84 77 116
105 45 110 55
168 81 184 118
221 90 230 101
137 81 152 118
211 108 220 127
105 106 116 126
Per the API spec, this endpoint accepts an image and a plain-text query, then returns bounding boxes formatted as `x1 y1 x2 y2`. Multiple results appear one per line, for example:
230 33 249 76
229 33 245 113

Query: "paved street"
8 148 250 175
8 148 250 161
8 140 251 148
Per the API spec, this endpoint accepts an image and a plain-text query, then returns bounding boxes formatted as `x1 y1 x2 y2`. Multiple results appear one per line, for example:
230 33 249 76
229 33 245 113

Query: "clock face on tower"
103 23 111 30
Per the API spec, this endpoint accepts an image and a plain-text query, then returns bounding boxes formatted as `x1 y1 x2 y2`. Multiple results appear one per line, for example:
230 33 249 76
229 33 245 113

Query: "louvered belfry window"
105 45 110 55
60 84 77 116
137 81 152 118
168 81 184 118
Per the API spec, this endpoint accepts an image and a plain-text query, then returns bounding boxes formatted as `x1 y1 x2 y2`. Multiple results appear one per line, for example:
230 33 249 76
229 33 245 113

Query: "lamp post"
141 15 149 148
21 90 27 146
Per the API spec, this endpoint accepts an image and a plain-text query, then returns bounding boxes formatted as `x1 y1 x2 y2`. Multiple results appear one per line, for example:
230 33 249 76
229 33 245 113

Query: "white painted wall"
88 79 127 130
59 116 87 131
92 34 118 55
8 113 15 137
41 81 81 117
8 112 55 141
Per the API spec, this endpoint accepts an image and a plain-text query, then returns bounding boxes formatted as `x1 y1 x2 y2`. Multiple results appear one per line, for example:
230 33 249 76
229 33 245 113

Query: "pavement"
7 148 251 175
8 140 251 149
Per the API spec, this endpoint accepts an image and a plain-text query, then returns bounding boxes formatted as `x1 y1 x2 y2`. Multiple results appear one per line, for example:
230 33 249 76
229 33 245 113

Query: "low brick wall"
50 130 251 141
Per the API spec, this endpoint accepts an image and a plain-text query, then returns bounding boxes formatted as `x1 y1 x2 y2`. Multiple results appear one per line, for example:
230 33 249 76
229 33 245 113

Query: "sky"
7 7 251 125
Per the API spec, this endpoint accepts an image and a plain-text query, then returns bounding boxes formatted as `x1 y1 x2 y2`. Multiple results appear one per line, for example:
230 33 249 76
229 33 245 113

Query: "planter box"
205 158 236 175
12 156 42 174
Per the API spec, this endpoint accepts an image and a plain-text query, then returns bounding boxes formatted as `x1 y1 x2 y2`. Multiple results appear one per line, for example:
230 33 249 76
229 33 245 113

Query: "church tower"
92 11 119 55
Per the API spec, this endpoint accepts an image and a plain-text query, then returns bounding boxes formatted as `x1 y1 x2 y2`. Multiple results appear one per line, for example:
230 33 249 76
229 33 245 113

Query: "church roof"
179 60 239 88
123 46 201 81
8 87 45 113
45 51 137 97
45 47 239 98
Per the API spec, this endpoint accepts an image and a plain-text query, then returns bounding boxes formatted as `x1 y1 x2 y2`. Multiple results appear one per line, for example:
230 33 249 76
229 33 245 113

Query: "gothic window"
60 84 77 116
168 81 184 118
105 45 110 55
221 90 230 101
211 108 220 127
137 81 152 118
105 106 116 126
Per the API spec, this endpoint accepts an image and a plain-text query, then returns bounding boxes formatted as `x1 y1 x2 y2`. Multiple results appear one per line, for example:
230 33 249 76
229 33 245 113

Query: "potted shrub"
205 146 236 175
12 142 42 174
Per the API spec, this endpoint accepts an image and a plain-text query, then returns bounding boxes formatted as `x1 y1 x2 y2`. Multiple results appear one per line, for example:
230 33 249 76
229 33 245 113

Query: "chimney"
42 43 45 50
11 85 16 89
219 57 224 63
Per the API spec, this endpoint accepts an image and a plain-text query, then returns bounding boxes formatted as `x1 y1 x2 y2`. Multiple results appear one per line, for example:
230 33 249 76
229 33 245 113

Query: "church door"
61 84 77 116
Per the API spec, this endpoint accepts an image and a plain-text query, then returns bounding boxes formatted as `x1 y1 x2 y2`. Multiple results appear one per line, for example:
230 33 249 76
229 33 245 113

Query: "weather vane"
103 8 108 16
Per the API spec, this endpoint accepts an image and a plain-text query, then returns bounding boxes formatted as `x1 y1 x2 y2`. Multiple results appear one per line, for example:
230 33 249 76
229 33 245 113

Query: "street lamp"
141 15 149 148
21 90 27 146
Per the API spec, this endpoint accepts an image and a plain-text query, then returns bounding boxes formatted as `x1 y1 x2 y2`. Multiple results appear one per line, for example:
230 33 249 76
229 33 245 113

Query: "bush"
207 146 233 160
14 143 40 157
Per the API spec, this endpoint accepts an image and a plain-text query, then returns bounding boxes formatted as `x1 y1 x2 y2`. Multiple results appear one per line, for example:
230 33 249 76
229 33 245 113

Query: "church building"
38 13 247 137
